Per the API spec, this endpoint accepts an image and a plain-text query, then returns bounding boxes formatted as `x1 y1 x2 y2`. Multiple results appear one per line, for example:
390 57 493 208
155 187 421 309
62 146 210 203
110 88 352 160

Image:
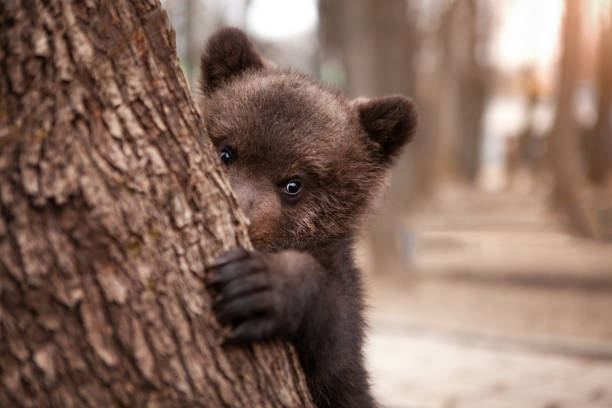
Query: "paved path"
367 328 612 408
363 188 612 407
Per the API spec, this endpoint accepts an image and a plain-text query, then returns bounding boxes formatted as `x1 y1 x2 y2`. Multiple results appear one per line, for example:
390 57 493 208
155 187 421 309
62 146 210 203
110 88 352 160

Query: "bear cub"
201 28 417 408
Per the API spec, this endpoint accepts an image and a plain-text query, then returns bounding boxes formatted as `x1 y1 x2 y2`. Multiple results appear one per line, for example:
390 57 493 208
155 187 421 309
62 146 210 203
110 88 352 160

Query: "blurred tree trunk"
319 0 417 98
586 10 612 185
319 0 421 273
434 0 489 184
548 0 598 237
0 1 314 407
184 0 199 86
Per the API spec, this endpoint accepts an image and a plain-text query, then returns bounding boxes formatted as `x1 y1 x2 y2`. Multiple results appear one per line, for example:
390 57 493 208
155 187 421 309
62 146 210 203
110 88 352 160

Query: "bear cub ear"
200 27 265 95
356 95 417 163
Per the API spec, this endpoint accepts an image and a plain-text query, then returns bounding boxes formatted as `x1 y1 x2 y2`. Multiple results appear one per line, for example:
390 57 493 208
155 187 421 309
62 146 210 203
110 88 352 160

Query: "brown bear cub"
201 28 416 408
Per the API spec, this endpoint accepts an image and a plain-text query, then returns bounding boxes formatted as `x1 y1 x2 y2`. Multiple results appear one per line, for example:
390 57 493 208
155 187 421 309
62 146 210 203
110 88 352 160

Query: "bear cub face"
199 28 417 251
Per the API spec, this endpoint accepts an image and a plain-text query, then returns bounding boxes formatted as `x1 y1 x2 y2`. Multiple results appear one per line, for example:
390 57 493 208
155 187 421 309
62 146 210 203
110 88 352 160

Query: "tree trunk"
319 0 417 98
319 0 422 274
434 0 489 185
586 8 612 185
0 1 314 407
548 0 598 238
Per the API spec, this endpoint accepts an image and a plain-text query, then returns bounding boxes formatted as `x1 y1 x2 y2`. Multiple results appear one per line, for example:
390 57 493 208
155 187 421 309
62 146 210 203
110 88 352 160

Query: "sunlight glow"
245 0 318 40
491 0 564 74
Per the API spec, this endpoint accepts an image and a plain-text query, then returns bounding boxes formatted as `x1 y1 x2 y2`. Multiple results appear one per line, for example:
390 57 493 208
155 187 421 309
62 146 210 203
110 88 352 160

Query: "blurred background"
164 1 612 406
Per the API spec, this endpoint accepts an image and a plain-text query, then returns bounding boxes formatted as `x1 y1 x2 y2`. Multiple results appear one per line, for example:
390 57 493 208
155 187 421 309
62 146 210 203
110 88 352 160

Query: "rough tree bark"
0 1 314 407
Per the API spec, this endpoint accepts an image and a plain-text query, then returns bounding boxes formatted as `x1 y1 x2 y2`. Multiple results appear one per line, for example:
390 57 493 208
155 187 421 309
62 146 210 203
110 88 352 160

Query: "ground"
363 187 612 408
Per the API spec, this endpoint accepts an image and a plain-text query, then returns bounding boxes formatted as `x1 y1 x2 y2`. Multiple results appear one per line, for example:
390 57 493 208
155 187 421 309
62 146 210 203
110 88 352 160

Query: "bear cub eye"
283 179 302 197
220 148 233 165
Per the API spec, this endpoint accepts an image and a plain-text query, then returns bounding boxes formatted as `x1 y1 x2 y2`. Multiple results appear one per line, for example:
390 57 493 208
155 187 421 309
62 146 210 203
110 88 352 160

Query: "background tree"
318 0 418 98
436 0 491 184
548 0 599 237
0 0 314 406
319 0 422 273
585 6 612 186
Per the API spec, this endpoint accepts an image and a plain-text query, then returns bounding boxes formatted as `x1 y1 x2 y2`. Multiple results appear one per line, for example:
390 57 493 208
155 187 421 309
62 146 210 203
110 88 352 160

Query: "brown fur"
200 28 417 408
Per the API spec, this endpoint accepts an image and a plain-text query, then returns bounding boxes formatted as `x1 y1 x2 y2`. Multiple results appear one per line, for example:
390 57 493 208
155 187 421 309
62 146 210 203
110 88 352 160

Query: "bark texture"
0 1 314 407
